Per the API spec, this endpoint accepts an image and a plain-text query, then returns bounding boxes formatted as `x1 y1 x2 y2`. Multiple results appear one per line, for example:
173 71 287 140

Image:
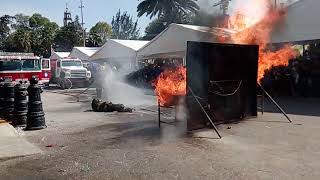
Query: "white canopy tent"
90 39 149 69
50 51 70 60
137 23 236 62
69 47 100 61
271 0 320 44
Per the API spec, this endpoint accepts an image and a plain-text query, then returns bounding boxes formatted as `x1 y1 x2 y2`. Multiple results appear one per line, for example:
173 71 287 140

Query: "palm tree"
137 0 200 20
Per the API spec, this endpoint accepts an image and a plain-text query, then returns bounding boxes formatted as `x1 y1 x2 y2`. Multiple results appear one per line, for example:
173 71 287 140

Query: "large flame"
154 66 186 106
229 0 297 81
154 0 298 105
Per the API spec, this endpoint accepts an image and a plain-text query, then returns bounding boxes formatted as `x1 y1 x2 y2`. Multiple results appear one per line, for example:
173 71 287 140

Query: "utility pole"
79 0 85 47
274 0 277 9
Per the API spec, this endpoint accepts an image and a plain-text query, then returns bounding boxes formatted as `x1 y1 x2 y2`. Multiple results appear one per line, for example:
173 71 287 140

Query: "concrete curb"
0 123 42 160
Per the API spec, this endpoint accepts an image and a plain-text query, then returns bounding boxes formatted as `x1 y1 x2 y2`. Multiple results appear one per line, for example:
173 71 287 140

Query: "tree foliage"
142 19 166 40
12 14 30 29
111 10 140 40
53 25 82 52
0 15 14 49
137 0 199 23
29 14 59 57
2 13 58 57
88 22 112 47
138 0 198 39
53 16 83 52
142 10 193 40
4 28 32 53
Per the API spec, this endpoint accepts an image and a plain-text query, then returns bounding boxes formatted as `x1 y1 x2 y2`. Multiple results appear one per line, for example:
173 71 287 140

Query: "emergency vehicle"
50 57 91 89
0 52 51 85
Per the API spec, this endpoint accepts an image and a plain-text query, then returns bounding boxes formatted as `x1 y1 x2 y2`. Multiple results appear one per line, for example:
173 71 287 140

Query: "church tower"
63 5 72 26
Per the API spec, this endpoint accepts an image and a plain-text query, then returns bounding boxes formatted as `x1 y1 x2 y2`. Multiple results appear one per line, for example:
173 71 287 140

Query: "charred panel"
186 41 258 131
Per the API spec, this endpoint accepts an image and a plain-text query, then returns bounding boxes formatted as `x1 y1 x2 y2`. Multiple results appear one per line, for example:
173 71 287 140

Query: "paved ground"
0 89 320 180
0 123 41 160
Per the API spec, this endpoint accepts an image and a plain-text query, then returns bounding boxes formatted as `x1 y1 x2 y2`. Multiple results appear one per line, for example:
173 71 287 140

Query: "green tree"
88 22 112 47
12 14 30 29
142 10 193 40
111 10 140 40
29 14 59 57
53 16 84 52
4 27 32 52
137 0 199 23
54 25 82 52
0 15 14 49
142 19 166 40
3 13 58 57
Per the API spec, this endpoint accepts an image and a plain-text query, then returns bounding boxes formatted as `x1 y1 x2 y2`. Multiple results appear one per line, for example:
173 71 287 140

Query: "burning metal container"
186 41 259 131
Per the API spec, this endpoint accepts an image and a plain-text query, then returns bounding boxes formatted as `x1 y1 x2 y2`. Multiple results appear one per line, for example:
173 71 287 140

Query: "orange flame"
228 1 298 81
154 66 186 106
154 1 298 105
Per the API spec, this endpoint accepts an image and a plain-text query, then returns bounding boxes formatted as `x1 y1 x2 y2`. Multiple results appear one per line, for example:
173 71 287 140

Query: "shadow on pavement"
261 97 320 117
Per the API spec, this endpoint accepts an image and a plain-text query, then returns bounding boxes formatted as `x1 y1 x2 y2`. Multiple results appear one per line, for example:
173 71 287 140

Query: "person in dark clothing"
90 63 104 99
297 63 309 97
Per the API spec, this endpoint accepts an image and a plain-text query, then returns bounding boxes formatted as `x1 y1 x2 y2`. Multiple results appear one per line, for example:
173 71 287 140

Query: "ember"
154 66 186 106
227 0 298 81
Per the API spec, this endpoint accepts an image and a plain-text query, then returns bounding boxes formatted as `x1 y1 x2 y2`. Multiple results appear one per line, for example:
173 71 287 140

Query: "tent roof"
137 23 236 59
111 39 149 51
90 39 149 60
271 0 320 43
50 51 70 59
72 47 100 57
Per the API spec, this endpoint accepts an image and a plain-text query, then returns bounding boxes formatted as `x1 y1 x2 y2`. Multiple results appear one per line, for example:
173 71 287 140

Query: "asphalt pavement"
0 89 320 180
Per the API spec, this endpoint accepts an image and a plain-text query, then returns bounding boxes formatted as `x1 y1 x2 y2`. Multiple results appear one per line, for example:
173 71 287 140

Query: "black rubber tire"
60 80 66 89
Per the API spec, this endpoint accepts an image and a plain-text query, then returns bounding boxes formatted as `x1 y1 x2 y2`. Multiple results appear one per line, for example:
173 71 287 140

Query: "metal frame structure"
258 84 292 123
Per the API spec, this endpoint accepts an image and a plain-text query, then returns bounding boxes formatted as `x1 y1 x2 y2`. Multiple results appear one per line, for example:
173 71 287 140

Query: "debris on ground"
46 144 54 148
91 99 133 113
58 169 66 173
80 163 91 172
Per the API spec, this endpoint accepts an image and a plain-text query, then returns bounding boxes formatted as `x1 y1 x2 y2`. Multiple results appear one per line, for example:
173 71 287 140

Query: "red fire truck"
0 52 51 86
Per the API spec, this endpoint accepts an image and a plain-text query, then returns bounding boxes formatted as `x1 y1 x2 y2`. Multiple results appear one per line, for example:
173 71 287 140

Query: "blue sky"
0 0 294 34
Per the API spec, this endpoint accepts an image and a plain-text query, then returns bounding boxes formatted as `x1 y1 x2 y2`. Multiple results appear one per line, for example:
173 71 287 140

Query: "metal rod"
158 101 161 128
188 86 222 139
261 91 265 115
258 84 292 123
75 80 94 102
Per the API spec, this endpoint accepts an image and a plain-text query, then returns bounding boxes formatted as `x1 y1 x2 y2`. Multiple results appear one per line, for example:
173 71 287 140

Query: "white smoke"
198 0 220 14
100 65 156 107
175 97 188 121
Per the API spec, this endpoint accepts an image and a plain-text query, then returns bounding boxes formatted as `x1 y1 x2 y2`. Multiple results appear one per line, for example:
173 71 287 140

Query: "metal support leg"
188 86 222 139
258 84 292 123
158 101 161 128
261 91 265 115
